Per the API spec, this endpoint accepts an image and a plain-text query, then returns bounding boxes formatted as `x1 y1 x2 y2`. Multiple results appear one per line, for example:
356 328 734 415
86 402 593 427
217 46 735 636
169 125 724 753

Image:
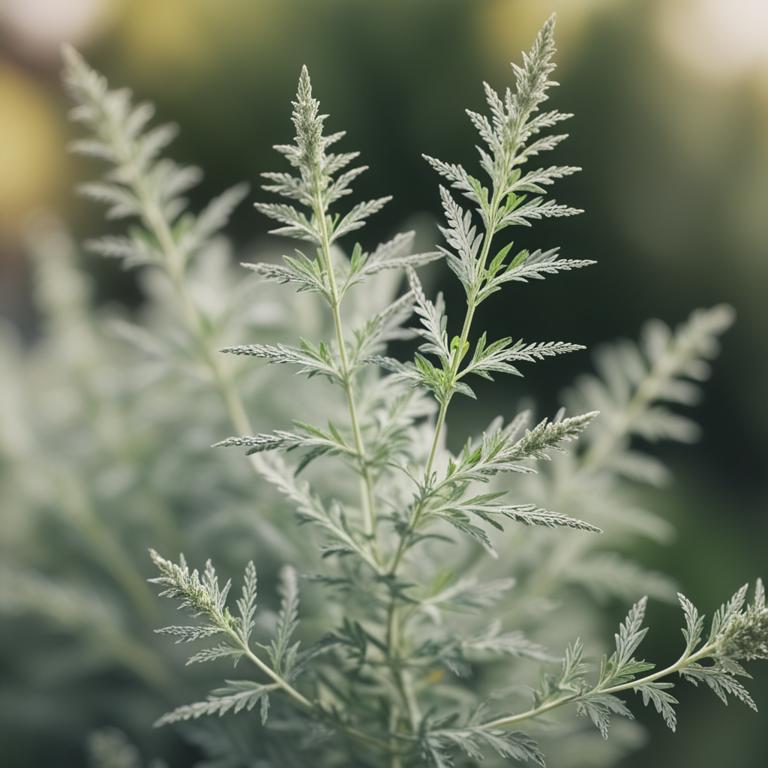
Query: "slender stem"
379 196 504 751
420 299 477 482
237 634 313 708
386 601 421 732
423 205 498 486
388 195 501 575
388 739 403 768
601 644 714 695
480 695 574 730
99 97 395 758
479 644 716 731
137 189 306 537
424 400 449 482
232 629 392 753
313 194 380 559
137 187 307 562
142 197 256 442
103 102 260 452
400 660 422 729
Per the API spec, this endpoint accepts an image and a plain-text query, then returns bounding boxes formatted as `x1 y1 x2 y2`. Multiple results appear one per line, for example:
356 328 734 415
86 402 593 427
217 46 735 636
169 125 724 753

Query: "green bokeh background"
1 0 766 765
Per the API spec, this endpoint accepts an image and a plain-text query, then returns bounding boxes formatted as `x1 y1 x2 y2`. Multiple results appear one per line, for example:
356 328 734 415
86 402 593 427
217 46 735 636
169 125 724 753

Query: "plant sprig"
477 581 768 737
62 14 768 768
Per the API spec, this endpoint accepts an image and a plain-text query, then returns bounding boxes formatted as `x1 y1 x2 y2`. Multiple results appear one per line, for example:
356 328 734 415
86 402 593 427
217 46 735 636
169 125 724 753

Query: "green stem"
105 92 259 460
142 197 256 441
386 601 421 732
480 695 573 730
313 194 380 561
600 644 714 696
479 644 716 730
232 629 392 753
379 195 504 750
138 183 304 559
388 193 501 575
99 93 394 758
236 633 313 708
138 187 304 557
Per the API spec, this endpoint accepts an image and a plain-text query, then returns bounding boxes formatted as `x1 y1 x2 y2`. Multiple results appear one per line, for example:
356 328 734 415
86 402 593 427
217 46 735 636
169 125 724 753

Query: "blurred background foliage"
0 0 766 766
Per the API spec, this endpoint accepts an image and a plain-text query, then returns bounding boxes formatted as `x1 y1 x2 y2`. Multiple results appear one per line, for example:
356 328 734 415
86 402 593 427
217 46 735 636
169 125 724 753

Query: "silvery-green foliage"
570 304 736 476
49 14 767 768
0 73 333 760
0 218 318 758
62 45 248 275
478 303 738 733
0 42 403 762
493 303 736 597
521 581 767 739
396 300 738 767
137 16 768 768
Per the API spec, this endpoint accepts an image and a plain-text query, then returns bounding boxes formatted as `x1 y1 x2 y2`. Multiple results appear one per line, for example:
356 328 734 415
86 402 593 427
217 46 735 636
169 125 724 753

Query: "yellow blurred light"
0 65 67 241
116 0 281 80
479 0 612 69
119 0 213 75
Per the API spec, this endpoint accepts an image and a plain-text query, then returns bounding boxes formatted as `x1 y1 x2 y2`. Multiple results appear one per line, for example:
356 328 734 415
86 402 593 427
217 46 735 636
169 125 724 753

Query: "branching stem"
479 643 716 731
379 194 504 750
388 192 502 576
229 627 392 753
312 193 380 562
139 186 256 442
